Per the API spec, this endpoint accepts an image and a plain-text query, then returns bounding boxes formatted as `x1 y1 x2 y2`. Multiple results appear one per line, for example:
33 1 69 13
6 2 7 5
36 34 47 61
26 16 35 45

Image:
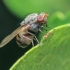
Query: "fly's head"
37 12 49 25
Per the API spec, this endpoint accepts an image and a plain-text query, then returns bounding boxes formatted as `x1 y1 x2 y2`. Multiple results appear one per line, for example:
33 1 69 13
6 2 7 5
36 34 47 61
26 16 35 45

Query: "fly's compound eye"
37 15 44 22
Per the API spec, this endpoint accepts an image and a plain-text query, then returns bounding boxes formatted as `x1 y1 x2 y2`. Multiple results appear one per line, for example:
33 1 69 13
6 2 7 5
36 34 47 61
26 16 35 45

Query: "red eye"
37 16 44 22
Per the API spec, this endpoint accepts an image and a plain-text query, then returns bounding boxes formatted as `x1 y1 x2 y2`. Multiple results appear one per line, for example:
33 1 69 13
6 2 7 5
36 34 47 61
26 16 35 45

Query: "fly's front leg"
23 35 34 47
27 32 40 44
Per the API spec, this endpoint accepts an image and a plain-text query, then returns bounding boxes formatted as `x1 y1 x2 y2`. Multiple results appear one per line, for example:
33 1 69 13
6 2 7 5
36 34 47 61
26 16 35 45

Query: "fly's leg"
27 32 43 47
23 35 34 47
39 29 43 33
27 32 40 44
41 25 55 36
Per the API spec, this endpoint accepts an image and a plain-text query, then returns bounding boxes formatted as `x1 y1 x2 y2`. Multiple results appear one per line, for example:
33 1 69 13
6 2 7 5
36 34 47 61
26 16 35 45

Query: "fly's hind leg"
23 35 34 47
27 32 40 44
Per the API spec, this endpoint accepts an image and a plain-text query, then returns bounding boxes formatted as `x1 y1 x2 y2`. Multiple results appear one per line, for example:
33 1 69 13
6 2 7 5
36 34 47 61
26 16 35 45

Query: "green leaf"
10 24 70 70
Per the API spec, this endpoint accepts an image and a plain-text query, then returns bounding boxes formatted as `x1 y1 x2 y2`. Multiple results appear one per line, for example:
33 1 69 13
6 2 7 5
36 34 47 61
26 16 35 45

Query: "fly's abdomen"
16 32 34 48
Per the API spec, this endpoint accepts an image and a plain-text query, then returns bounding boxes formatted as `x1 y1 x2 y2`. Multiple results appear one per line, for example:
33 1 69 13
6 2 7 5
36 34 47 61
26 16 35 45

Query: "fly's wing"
0 26 23 48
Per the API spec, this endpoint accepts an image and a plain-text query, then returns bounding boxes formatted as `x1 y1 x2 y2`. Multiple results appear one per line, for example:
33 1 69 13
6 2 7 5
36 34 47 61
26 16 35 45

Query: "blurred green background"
3 0 70 19
0 0 70 70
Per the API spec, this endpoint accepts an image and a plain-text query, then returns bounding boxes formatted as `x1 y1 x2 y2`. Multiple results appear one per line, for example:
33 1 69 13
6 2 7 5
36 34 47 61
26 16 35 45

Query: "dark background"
0 1 31 70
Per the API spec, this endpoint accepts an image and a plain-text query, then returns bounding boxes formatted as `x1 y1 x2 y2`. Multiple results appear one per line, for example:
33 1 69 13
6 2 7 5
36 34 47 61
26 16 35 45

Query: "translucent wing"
0 26 23 48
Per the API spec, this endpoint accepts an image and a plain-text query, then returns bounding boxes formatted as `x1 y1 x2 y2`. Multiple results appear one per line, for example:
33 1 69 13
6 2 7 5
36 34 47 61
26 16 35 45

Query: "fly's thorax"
28 23 42 34
20 13 38 26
